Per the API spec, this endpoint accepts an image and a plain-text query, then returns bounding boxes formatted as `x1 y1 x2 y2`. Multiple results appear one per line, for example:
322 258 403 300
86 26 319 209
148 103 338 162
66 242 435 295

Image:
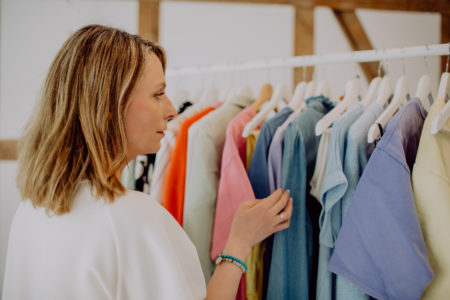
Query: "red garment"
162 106 215 225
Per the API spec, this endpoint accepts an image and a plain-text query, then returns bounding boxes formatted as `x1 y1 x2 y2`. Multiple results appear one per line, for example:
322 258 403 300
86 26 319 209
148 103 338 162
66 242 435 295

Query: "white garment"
2 182 206 300
310 128 331 201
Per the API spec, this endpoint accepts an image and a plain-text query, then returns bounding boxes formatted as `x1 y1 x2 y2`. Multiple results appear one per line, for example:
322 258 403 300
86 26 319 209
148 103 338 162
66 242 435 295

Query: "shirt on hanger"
3 182 206 300
267 96 334 300
211 106 257 300
309 128 331 202
316 102 366 300
248 106 293 300
267 109 301 193
162 106 216 225
333 102 383 300
183 95 253 282
245 130 264 300
151 104 201 204
412 97 450 299
328 98 433 300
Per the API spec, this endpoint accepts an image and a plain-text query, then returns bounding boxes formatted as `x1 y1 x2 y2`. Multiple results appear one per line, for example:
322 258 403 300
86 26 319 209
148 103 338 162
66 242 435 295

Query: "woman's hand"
223 188 293 261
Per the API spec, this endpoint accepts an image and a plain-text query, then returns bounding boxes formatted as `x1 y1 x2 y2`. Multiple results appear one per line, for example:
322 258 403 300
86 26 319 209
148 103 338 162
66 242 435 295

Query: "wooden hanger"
315 77 360 136
242 83 290 138
250 83 273 112
367 76 408 143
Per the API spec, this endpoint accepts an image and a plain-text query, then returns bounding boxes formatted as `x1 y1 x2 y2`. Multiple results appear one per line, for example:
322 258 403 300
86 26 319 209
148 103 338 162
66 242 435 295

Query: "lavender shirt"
328 98 433 299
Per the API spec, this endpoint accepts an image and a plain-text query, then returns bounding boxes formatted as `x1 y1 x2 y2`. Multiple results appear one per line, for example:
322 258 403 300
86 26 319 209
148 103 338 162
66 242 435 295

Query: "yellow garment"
412 98 450 299
245 129 264 300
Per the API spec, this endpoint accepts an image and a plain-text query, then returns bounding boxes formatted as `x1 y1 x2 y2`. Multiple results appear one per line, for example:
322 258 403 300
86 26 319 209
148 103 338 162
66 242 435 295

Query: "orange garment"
162 106 215 225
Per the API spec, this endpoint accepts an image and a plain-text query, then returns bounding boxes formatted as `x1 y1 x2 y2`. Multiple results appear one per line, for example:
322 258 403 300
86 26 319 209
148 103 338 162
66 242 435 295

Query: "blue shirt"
316 102 365 300
248 106 293 299
267 96 333 300
328 98 433 300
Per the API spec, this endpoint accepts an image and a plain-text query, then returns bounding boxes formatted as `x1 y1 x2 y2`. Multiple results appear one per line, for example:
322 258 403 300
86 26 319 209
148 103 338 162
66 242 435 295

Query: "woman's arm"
205 188 293 300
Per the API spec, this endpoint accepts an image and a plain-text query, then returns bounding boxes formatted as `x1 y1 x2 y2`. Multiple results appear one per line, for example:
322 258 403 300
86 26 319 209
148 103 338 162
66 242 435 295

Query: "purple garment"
328 98 433 300
267 110 301 193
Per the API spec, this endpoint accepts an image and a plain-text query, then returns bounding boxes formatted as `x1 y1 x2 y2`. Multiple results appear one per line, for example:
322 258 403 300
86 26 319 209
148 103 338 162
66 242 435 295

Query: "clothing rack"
166 43 450 77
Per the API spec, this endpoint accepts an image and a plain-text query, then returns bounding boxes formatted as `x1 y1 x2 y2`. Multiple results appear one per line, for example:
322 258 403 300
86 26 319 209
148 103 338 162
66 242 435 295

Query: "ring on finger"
280 213 285 221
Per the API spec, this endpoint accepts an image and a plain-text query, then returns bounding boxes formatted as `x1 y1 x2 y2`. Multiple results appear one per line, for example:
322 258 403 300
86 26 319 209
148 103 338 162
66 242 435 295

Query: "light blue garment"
267 96 333 300
184 95 253 282
328 98 433 300
335 102 383 300
316 103 364 300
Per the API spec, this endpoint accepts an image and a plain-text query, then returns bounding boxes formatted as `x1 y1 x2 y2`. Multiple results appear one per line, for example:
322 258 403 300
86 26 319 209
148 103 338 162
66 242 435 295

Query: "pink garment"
211 107 257 300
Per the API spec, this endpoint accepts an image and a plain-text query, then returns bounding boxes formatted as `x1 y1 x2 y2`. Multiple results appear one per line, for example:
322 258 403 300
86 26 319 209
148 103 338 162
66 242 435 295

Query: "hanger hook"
378 61 382 77
303 65 307 82
401 48 406 77
445 43 450 73
424 44 430 75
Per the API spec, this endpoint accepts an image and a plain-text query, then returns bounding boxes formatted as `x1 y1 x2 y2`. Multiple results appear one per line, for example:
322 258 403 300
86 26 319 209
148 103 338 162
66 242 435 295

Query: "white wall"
0 0 443 294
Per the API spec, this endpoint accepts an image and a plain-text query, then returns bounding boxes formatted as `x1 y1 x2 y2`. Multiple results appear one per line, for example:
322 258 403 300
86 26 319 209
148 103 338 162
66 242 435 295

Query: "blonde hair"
17 24 166 215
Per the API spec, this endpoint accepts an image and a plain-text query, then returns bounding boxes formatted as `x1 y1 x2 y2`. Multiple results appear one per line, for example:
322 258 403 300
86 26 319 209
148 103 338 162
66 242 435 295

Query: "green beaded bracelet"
215 254 248 273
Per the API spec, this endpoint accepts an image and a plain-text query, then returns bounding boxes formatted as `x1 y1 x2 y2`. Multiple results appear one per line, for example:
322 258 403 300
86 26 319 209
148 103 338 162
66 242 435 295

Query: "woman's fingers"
274 197 293 227
269 189 290 216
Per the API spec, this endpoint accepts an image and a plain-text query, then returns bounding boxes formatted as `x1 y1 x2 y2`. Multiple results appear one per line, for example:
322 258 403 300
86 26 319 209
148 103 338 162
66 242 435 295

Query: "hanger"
367 75 409 143
289 81 307 110
193 87 204 103
250 83 274 112
238 85 254 99
242 83 291 138
414 74 432 112
198 87 219 107
430 48 450 134
315 77 360 136
361 77 381 108
171 88 190 108
304 80 316 99
315 80 330 98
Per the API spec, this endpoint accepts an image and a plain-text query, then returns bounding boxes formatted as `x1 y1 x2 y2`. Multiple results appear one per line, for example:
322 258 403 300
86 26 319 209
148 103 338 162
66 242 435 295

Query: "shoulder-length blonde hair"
17 24 166 215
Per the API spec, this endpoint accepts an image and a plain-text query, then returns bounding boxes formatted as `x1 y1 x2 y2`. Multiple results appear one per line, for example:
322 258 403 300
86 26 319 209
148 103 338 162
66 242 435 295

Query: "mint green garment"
183 95 253 282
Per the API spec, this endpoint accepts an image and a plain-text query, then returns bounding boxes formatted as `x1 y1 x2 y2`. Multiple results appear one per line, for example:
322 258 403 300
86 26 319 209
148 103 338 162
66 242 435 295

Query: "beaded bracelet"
215 254 248 273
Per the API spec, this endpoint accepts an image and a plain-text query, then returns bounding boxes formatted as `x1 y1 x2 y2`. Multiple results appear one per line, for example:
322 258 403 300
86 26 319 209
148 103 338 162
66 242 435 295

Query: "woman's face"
124 52 177 161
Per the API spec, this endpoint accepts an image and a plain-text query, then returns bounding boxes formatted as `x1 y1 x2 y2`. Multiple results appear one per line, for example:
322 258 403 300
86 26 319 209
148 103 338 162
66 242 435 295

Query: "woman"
3 25 293 299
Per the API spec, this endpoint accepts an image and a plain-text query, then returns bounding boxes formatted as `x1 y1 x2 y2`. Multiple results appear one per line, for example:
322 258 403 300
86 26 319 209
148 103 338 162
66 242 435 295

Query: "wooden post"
333 9 382 82
294 5 314 85
139 0 160 42
441 14 450 74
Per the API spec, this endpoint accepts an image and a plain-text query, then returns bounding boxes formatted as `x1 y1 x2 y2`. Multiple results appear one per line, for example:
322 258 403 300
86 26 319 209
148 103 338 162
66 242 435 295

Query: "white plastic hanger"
315 77 360 136
374 75 392 107
367 75 409 143
289 81 307 110
361 77 381 108
430 66 450 134
242 83 291 138
238 85 254 99
171 88 190 108
304 80 316 99
315 80 330 98
198 87 219 107
193 87 204 103
414 74 432 112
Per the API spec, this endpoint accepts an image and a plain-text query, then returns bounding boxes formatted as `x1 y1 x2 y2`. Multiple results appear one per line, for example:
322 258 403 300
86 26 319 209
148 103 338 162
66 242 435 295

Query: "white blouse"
2 182 206 300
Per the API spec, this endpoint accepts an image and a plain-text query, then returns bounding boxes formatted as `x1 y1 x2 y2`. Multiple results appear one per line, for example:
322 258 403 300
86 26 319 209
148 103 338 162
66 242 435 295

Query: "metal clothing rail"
166 43 450 77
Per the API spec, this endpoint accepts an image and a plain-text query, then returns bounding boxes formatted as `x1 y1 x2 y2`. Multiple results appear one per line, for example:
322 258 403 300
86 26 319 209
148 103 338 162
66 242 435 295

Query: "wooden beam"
442 14 450 74
139 0 160 42
0 140 18 161
314 0 449 14
162 0 450 14
294 6 314 85
333 9 382 82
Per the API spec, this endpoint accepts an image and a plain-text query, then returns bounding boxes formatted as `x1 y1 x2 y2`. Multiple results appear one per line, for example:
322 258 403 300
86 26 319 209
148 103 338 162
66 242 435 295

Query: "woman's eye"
155 92 165 99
